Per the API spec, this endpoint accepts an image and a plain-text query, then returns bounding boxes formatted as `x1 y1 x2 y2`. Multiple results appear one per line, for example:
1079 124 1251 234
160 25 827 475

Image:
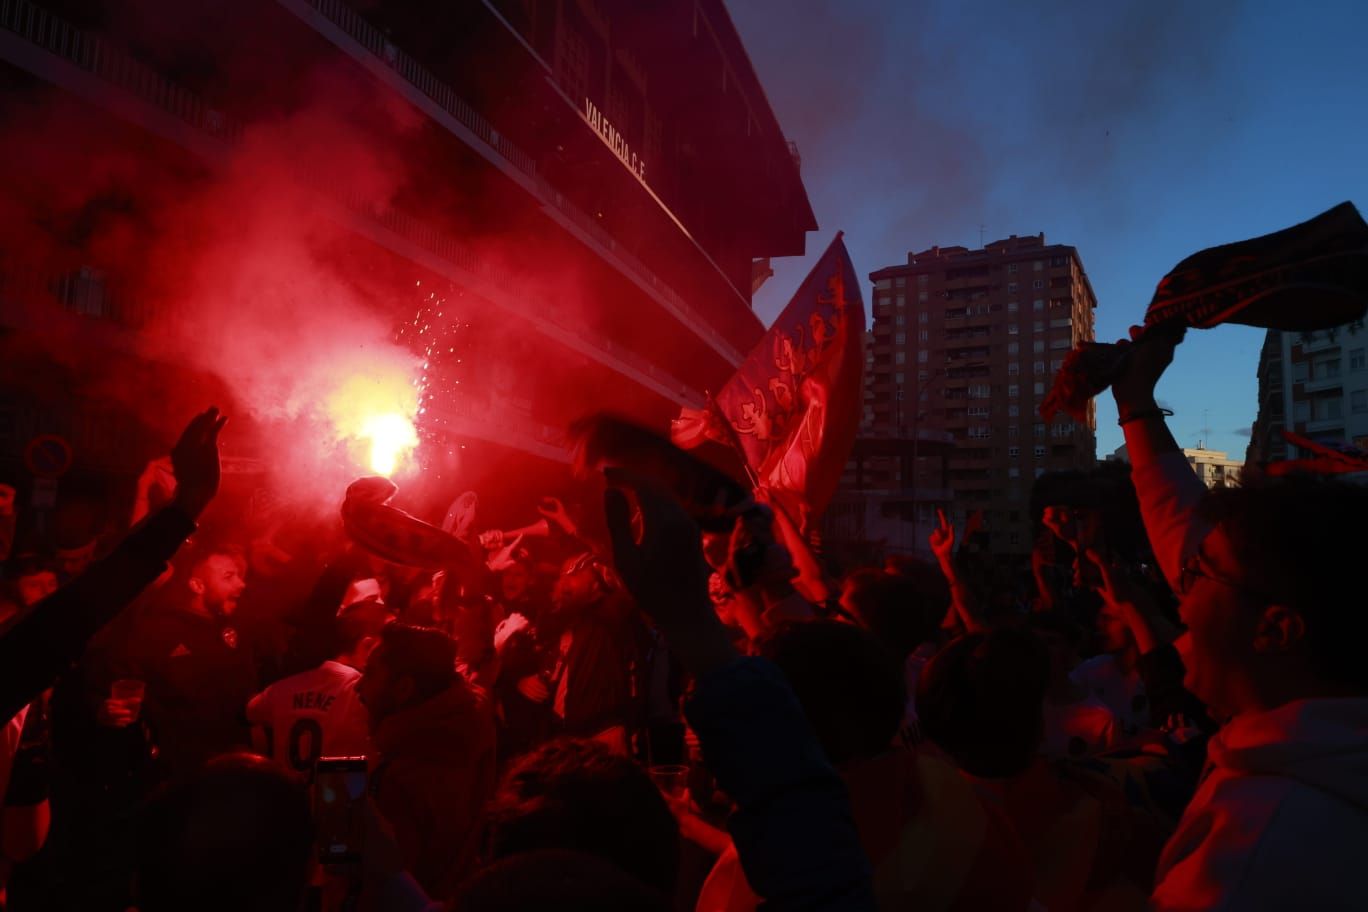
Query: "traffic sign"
24 434 74 480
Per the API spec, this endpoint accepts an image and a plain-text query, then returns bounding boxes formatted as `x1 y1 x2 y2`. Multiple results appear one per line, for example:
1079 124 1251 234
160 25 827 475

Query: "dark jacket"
119 606 259 781
0 507 195 723
371 679 497 901
686 657 875 910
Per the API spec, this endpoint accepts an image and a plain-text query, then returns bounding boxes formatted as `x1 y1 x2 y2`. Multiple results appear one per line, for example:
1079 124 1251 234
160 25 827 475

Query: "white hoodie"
1151 697 1368 911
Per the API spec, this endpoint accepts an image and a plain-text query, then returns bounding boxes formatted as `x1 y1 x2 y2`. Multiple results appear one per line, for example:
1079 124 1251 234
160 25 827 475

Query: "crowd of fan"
0 327 1364 912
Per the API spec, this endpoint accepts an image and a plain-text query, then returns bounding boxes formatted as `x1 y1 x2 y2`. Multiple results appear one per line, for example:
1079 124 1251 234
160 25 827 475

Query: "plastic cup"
110 679 145 720
648 764 690 801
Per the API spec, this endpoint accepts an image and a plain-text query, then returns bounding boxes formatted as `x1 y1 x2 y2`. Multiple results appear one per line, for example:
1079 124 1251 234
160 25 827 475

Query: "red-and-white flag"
673 234 865 599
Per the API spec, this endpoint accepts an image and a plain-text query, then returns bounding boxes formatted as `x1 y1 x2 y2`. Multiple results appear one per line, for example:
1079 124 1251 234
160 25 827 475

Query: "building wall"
863 234 1098 554
0 0 816 519
1247 329 1287 466
1112 444 1243 488
1279 322 1368 454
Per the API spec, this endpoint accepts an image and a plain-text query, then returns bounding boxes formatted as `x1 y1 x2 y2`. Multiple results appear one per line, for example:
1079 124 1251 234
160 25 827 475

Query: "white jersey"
246 660 369 771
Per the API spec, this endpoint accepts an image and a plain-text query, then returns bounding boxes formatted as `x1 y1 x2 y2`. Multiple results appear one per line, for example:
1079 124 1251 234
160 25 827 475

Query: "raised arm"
930 508 986 633
0 408 224 722
1111 326 1210 588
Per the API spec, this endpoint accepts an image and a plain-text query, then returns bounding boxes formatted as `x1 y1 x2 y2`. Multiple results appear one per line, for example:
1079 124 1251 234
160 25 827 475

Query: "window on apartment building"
968 427 992 439
1033 320 1044 332
1009 446 1020 458
918 371 928 382
918 275 929 287
1294 400 1310 422
895 314 906 326
1008 384 1019 398
917 350 928 363
1353 390 1368 414
1008 263 1019 274
1008 404 1020 417
896 295 906 308
968 406 990 417
1008 282 1019 293
1009 466 1020 478
1352 349 1366 370
1008 362 1020 375
876 279 893 290
1008 323 1019 335
1008 425 1020 439
1034 445 1046 457
919 311 928 323
1050 358 1063 372
896 352 907 364
895 332 906 345
1008 342 1019 355
1034 423 1046 437
969 385 991 399
1035 467 1046 478
1008 301 1019 313
1293 361 1309 382
1033 299 1045 311
1316 357 1342 380
894 372 905 384
1034 340 1045 353
1050 337 1071 349
1034 381 1045 395
895 277 907 288
917 330 928 342
1033 279 1044 290
1034 260 1044 271
1316 396 1343 420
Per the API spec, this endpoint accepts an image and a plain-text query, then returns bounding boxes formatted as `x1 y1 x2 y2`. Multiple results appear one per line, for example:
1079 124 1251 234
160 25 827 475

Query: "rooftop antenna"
1200 409 1210 450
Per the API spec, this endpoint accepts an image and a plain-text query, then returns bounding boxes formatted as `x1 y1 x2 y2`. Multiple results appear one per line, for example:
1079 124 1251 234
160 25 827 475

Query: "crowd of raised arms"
0 326 1364 912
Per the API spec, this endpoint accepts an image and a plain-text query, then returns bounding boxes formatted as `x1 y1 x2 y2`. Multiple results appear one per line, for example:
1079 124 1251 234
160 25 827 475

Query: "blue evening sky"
731 0 1368 460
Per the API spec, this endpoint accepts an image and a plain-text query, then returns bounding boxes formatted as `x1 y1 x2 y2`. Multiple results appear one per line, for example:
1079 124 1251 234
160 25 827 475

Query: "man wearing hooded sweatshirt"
358 623 495 901
1110 325 1368 911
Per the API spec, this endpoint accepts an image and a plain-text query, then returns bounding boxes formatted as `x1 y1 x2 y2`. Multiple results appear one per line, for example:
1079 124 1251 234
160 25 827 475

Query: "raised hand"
929 508 956 566
170 407 227 520
477 529 505 551
1084 548 1172 654
1111 323 1185 413
486 533 524 572
537 496 578 536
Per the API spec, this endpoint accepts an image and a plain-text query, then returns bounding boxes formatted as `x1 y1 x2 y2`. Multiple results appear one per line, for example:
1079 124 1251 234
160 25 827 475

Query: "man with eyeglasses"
1111 325 1368 911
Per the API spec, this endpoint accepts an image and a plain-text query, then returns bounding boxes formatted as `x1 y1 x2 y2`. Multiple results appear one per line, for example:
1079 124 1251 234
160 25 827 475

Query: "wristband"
1117 407 1173 427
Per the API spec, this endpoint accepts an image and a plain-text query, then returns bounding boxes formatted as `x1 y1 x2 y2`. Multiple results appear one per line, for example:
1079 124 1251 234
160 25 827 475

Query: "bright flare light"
325 371 421 478
362 412 419 476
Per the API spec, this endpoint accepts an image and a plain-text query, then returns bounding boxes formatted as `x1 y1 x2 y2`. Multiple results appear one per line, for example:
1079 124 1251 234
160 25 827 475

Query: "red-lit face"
191 554 247 616
701 531 730 572
500 563 531 602
1173 526 1264 718
552 564 601 614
